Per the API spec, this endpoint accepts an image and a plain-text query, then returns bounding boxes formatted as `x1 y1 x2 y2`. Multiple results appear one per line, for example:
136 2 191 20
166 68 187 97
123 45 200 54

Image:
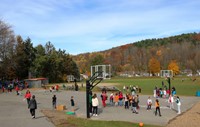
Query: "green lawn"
101 76 200 96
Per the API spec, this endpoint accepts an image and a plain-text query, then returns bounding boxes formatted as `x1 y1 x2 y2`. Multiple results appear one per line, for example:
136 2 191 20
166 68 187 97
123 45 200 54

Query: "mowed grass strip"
42 109 161 127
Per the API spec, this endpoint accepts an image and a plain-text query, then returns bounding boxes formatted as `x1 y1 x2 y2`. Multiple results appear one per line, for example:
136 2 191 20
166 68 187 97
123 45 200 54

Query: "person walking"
28 95 37 119
155 99 161 116
176 96 181 114
24 90 31 106
92 93 99 116
52 95 57 109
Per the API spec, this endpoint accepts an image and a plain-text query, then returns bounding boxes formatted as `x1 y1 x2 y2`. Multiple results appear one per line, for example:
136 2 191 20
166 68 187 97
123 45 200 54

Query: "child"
70 96 75 112
28 95 37 119
24 90 31 106
52 95 57 109
92 93 99 116
147 96 152 110
176 96 181 114
155 99 161 116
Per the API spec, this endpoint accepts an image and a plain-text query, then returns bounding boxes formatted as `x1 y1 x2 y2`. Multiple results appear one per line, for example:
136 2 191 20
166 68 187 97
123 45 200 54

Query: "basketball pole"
167 77 171 96
86 71 103 118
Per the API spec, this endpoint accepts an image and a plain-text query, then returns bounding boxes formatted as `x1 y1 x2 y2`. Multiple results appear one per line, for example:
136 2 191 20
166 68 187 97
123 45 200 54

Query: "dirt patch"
41 109 77 127
166 101 200 127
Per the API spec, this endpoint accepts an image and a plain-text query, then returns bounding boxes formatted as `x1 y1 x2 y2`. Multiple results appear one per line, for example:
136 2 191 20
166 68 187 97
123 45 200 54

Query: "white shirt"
147 99 152 105
92 97 99 107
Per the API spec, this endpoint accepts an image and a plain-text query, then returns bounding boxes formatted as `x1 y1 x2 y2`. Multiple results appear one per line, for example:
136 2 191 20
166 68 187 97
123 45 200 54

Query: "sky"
0 0 200 55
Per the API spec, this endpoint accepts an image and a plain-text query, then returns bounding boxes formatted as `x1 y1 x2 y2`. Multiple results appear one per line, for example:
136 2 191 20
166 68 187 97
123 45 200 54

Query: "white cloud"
0 0 200 54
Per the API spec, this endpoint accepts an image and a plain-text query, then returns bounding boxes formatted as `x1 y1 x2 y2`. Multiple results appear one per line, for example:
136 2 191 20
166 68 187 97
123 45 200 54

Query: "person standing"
15 85 19 95
155 99 161 116
52 95 57 109
132 96 138 114
28 95 37 119
168 95 174 109
101 91 107 107
70 96 75 112
176 96 181 114
109 92 114 106
147 96 152 110
92 93 99 116
124 94 129 109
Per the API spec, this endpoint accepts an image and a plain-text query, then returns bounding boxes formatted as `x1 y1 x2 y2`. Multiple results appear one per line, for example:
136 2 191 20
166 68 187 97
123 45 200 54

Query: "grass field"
101 76 200 96
49 76 200 96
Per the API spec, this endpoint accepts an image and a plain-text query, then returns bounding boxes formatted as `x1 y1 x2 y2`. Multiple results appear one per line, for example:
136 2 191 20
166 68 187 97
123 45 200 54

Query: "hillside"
73 33 200 76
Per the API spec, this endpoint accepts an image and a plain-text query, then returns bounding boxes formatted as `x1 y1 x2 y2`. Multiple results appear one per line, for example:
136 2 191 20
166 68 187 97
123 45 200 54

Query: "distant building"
24 78 48 88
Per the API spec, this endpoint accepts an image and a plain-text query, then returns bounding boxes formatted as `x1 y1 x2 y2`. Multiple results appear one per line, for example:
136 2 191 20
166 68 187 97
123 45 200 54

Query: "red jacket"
15 86 19 91
25 93 31 99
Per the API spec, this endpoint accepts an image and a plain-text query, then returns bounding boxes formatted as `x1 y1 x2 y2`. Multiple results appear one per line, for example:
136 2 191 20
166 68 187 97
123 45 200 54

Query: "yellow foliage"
168 60 180 75
148 57 160 74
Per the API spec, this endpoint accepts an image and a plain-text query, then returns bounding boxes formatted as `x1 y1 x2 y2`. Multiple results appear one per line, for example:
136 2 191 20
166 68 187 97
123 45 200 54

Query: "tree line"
0 20 79 82
74 33 200 76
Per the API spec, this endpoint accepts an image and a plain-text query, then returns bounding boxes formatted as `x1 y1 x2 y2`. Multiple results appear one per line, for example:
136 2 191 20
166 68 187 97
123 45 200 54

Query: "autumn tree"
148 57 160 76
168 60 180 75
0 20 16 79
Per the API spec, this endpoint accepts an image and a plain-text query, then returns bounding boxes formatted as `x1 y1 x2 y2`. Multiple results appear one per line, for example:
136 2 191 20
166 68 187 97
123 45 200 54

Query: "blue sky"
0 0 200 55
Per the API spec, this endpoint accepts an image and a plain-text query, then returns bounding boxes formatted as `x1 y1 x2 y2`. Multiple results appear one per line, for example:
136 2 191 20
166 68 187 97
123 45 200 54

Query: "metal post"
86 80 90 118
168 77 171 96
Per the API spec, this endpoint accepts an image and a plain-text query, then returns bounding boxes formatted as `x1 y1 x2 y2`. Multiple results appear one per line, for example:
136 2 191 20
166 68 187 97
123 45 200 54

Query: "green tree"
90 54 104 66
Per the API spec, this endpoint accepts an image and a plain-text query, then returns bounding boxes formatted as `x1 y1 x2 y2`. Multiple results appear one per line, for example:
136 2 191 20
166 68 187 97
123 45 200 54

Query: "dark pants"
30 109 35 117
27 98 30 105
93 106 98 114
147 104 152 110
52 102 56 109
155 107 161 116
89 103 93 113
125 101 129 109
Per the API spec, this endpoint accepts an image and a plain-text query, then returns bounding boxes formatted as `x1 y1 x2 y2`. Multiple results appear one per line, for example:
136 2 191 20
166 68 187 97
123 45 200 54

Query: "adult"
92 93 99 116
28 95 37 119
176 96 181 114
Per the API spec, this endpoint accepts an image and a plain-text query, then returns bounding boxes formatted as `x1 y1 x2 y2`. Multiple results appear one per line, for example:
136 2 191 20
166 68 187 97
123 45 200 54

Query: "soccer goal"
160 70 173 78
91 64 111 79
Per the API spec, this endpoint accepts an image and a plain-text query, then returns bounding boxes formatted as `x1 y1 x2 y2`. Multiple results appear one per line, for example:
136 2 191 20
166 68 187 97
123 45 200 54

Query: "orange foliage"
168 60 180 75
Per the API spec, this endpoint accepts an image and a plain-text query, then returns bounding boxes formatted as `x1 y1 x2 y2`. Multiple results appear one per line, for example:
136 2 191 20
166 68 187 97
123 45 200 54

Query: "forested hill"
73 32 200 76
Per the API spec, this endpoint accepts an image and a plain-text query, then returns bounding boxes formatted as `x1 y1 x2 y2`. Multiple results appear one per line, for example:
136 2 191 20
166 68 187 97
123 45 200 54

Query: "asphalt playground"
0 89 199 127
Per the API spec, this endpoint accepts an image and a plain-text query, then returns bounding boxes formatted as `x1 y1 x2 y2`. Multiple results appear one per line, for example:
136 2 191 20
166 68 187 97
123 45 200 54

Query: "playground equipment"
91 65 111 79
86 71 103 118
160 70 173 96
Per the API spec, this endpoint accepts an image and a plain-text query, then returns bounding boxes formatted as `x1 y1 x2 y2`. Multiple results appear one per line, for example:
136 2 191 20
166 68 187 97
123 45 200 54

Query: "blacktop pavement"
0 90 199 127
